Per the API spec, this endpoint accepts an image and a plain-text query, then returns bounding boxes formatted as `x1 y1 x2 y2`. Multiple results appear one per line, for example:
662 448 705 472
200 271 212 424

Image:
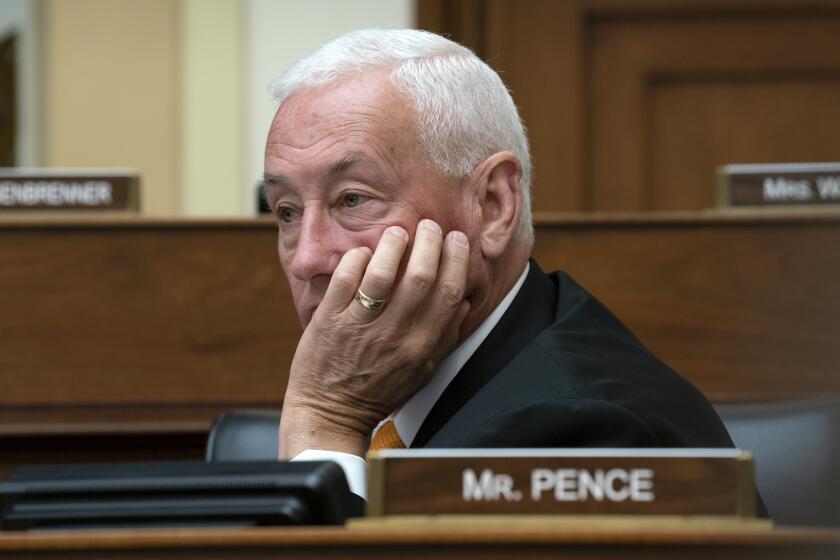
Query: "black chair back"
716 398 840 527
205 410 282 462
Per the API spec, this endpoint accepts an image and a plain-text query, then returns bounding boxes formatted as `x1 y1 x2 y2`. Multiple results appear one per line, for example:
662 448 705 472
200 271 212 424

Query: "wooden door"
419 0 840 212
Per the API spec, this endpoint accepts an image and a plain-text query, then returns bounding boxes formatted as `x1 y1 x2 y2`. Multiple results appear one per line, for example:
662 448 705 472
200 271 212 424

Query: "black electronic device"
0 460 361 530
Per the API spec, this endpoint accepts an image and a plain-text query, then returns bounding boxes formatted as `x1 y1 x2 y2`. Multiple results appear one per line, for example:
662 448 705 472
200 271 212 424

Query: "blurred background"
0 0 414 217
2 0 838 218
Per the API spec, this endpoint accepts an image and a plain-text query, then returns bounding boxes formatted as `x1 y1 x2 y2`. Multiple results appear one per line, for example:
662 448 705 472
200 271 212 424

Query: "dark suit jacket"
413 260 735 449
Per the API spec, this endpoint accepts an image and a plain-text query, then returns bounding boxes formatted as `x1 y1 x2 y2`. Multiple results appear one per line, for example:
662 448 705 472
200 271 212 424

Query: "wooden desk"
1 525 839 559
2 211 839 469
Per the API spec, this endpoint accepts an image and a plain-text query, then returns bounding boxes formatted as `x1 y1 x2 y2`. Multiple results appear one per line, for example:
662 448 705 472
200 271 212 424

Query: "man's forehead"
265 72 422 186
264 125 405 184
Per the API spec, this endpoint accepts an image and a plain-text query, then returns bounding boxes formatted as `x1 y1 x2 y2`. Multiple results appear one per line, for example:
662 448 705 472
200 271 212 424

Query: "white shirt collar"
387 262 530 446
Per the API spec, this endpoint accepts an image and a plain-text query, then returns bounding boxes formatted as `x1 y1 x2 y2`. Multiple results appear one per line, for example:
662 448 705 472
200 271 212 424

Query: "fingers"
419 230 470 330
402 229 470 370
389 219 444 309
329 221 467 332
316 246 372 317
350 225 409 317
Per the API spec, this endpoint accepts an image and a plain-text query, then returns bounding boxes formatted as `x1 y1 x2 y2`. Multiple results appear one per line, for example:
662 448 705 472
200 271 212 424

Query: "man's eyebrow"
323 154 363 180
263 173 289 186
263 153 381 190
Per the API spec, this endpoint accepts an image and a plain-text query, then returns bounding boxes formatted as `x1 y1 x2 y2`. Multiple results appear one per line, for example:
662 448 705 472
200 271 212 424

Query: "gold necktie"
369 419 406 451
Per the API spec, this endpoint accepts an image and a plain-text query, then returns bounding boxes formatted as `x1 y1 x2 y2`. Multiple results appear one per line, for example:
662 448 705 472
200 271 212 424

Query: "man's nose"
286 210 345 282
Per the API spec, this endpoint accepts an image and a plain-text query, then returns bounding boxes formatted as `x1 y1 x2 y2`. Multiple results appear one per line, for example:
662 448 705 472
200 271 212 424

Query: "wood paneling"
417 0 840 212
1 213 838 457
650 79 840 209
0 220 297 410
531 211 840 402
0 218 298 461
590 15 840 211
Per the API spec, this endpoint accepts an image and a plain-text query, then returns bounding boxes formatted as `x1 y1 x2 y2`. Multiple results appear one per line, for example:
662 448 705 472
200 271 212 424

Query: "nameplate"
366 449 756 518
717 162 840 207
0 169 140 211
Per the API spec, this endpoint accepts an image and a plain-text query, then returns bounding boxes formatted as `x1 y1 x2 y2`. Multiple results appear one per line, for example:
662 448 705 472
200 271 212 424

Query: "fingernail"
387 226 409 240
449 231 468 247
420 219 442 233
358 246 373 256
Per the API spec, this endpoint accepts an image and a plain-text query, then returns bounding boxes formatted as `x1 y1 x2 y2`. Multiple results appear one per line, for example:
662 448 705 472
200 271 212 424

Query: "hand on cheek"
280 219 470 459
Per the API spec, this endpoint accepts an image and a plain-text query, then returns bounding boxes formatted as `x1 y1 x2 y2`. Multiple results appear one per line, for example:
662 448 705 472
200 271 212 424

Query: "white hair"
270 29 533 245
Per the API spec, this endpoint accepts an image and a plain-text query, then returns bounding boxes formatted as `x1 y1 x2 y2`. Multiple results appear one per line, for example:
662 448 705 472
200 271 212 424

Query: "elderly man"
262 29 733 499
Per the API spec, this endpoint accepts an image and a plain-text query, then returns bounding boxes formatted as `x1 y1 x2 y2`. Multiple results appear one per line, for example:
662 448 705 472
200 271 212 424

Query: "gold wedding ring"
354 288 388 312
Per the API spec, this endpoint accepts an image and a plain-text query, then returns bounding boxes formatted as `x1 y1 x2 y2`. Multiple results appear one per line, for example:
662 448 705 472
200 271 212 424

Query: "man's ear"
472 151 523 259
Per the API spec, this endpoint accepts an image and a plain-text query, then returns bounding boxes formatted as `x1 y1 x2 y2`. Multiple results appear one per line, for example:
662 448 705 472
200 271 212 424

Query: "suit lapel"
411 260 558 447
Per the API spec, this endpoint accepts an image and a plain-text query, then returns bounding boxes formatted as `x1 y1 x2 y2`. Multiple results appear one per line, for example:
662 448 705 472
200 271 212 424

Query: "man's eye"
277 206 298 223
342 192 369 208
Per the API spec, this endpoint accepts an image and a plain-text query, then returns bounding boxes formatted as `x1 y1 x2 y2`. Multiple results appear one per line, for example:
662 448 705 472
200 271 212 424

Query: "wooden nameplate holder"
365 449 758 522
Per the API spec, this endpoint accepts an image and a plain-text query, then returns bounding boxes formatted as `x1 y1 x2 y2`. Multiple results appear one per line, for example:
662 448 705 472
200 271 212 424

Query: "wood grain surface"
531 211 840 402
419 0 840 213
1 212 838 463
0 525 839 560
